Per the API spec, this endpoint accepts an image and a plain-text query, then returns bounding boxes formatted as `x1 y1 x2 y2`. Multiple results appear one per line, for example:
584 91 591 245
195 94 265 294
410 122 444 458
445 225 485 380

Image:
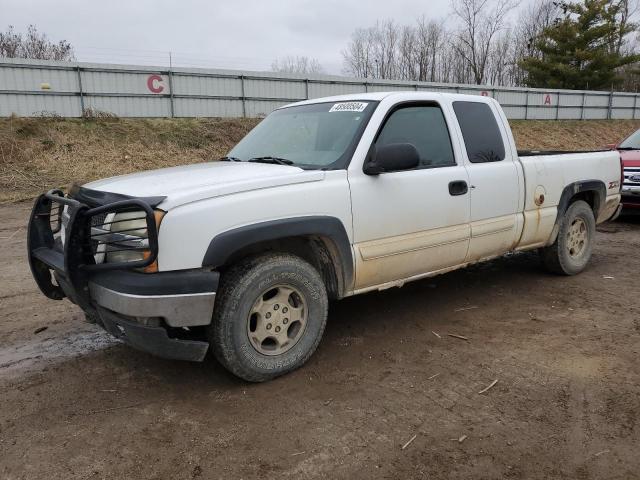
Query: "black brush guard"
27 189 160 312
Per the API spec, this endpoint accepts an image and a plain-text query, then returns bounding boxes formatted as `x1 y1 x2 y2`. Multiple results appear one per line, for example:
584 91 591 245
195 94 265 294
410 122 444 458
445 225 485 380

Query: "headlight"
105 210 165 272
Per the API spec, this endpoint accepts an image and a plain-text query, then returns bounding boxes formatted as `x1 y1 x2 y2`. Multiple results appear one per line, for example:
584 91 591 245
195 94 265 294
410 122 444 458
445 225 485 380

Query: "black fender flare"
201 216 353 291
549 180 606 243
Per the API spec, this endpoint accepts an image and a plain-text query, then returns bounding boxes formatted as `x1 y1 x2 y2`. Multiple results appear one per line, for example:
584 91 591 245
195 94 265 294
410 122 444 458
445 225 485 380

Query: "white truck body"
86 92 622 292
29 91 622 379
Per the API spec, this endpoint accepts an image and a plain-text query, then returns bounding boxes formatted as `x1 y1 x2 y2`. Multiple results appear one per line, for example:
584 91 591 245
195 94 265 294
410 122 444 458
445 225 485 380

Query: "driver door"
348 102 471 290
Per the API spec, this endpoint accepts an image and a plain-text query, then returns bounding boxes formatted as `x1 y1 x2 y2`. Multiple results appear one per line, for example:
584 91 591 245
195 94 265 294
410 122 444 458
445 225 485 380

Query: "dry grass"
1 116 638 204
0 116 259 203
510 119 639 151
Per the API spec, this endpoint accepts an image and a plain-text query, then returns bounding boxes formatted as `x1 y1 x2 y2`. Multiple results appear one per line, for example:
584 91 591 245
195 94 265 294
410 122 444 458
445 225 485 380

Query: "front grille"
623 167 640 186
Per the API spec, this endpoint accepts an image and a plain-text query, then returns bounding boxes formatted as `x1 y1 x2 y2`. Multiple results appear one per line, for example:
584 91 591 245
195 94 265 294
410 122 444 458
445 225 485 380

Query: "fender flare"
549 180 605 243
201 216 353 291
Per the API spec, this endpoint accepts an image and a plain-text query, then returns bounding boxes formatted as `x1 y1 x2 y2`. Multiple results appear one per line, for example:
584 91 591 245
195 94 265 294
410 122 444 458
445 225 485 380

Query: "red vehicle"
610 130 640 211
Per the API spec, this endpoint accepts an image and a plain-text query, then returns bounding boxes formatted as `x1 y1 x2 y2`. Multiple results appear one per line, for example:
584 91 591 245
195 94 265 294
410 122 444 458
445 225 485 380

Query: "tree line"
341 0 640 91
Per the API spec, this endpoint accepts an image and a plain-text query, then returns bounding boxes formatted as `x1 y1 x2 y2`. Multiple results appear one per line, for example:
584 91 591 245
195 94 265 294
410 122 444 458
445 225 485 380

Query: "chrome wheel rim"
567 217 588 258
246 284 307 356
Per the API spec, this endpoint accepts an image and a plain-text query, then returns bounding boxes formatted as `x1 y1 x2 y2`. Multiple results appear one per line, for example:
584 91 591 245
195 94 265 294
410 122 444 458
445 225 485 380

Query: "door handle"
448 180 468 196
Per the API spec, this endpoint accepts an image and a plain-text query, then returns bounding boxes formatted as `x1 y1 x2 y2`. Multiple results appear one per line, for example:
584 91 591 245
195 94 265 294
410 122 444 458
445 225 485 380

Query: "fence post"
633 94 637 120
607 90 613 120
364 81 368 92
305 78 309 99
525 91 529 120
580 92 586 120
167 70 175 118
555 92 560 120
76 66 85 117
240 75 246 118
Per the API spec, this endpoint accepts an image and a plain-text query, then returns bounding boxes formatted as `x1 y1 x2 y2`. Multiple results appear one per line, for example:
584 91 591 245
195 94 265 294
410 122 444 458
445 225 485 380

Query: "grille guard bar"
27 189 161 304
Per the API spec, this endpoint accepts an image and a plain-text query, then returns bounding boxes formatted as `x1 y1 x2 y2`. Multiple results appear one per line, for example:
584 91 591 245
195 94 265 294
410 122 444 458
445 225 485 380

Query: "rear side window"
453 101 505 163
376 104 455 168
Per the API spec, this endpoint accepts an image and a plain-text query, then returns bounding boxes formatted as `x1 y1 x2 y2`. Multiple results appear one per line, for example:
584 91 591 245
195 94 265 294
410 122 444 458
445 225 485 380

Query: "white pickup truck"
28 92 622 381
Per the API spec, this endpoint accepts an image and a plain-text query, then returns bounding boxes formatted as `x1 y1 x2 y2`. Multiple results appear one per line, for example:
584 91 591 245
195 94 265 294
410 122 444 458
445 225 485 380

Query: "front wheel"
209 253 328 382
540 200 596 275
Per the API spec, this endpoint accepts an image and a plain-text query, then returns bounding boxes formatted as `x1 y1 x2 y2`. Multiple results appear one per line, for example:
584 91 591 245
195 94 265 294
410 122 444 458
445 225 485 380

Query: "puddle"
0 326 119 377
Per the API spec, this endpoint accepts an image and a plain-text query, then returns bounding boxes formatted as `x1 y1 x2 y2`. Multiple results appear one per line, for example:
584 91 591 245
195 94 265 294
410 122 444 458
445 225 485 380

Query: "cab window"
375 104 456 169
452 101 506 163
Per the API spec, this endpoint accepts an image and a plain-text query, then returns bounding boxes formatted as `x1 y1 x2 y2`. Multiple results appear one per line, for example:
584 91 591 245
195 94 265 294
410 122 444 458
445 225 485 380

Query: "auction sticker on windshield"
329 102 369 113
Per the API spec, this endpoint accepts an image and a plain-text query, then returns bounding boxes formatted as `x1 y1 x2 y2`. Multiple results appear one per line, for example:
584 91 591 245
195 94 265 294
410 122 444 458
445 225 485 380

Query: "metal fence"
1 57 639 120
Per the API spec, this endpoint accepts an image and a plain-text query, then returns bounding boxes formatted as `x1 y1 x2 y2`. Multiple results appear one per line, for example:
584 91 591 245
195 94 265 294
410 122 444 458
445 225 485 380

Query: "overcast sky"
3 0 469 74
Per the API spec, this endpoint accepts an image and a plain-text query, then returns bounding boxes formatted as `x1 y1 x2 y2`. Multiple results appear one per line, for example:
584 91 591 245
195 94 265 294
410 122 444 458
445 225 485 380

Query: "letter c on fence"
147 75 164 94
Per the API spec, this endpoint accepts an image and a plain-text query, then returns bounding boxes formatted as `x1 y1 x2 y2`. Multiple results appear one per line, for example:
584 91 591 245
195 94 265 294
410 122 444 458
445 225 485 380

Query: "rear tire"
540 200 595 275
209 253 328 382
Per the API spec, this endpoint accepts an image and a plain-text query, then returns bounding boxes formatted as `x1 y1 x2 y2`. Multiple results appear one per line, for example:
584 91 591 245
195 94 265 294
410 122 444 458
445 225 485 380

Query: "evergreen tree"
519 0 639 90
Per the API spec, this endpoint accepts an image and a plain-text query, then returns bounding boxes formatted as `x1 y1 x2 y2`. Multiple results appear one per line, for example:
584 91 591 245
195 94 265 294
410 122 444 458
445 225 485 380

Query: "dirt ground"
1 202 639 480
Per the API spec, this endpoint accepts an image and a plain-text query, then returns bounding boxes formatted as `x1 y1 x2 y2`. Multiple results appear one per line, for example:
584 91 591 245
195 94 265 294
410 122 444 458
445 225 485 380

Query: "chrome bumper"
89 282 216 327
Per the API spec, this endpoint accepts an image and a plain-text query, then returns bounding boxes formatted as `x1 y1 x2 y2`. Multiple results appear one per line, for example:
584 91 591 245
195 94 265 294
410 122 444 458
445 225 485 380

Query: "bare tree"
341 0 594 88
342 27 375 77
450 0 515 84
0 25 74 61
271 55 324 74
506 0 561 85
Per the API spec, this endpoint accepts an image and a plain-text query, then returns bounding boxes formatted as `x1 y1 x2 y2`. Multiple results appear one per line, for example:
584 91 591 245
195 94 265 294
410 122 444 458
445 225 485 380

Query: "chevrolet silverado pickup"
28 92 622 382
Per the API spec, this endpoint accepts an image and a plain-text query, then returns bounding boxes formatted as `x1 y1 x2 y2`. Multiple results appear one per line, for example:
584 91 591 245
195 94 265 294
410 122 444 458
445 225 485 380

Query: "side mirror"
605 143 618 150
364 143 420 175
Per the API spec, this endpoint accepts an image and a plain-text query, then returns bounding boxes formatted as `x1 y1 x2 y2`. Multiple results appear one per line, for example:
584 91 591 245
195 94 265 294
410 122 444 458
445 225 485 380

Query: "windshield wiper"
248 156 294 165
219 156 243 162
617 147 638 150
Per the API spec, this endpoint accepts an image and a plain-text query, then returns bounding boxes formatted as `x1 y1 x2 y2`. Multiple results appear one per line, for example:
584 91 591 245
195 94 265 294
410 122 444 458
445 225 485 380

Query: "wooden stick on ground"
448 333 469 341
478 379 498 394
401 434 417 450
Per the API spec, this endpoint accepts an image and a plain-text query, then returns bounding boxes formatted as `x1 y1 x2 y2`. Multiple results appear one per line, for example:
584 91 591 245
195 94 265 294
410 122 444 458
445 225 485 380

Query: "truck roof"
283 91 494 109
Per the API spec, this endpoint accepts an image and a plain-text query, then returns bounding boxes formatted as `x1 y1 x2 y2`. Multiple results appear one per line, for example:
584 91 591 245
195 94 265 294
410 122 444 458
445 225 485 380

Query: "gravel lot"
1 201 639 480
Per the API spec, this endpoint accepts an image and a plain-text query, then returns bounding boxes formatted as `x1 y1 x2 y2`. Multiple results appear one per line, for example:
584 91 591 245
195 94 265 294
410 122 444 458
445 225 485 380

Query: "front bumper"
87 269 218 328
27 189 217 362
98 307 210 362
621 187 640 209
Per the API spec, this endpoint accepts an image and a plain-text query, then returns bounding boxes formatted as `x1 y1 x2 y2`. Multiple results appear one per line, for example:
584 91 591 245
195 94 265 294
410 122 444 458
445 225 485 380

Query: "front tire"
540 200 596 275
209 253 328 382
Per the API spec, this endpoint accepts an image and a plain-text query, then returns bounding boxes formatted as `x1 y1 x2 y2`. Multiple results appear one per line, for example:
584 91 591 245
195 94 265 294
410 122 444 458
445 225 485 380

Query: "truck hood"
83 161 325 209
620 150 640 167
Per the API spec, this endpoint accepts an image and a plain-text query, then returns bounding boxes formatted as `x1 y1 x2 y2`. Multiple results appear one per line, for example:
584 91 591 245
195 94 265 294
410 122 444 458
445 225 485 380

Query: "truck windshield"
227 101 378 169
619 129 640 149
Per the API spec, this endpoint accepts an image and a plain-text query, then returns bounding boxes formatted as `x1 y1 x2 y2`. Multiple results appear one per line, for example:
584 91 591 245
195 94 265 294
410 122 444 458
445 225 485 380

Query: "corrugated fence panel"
175 98 243 117
82 70 165 95
495 90 528 106
501 105 526 119
0 65 78 92
2 58 640 121
244 78 305 100
173 74 241 97
0 92 81 117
